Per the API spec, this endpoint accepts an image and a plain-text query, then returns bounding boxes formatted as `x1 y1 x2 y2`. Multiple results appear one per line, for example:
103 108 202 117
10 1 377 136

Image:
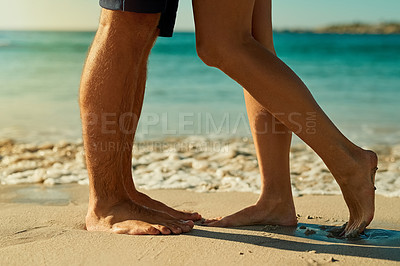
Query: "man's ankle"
88 193 130 214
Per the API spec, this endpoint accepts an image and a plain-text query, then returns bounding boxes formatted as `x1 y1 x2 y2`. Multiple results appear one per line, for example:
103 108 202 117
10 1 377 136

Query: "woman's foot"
129 191 202 221
86 199 194 235
335 149 378 237
203 198 297 227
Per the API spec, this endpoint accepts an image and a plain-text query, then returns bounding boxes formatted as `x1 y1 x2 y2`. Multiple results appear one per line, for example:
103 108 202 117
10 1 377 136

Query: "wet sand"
0 184 399 265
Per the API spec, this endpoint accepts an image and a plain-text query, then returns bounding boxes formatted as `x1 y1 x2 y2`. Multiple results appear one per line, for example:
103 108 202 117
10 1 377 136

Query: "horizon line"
1 21 399 33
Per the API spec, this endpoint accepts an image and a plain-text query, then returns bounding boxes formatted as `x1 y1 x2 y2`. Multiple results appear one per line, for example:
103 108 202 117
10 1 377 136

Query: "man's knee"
98 9 160 42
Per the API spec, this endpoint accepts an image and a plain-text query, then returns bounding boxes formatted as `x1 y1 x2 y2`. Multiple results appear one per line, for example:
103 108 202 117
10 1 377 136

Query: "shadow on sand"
191 223 400 261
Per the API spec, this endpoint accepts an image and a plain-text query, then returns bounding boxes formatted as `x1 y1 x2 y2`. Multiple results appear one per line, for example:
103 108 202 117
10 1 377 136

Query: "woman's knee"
196 33 254 68
252 33 275 55
195 38 222 68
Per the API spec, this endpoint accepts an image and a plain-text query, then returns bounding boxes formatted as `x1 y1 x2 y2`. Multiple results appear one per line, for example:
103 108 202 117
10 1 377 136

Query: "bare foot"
203 199 297 227
86 199 194 235
128 191 202 221
336 149 378 237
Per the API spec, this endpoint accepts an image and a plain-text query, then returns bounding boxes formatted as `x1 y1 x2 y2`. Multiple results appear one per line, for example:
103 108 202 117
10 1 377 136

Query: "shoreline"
1 137 399 197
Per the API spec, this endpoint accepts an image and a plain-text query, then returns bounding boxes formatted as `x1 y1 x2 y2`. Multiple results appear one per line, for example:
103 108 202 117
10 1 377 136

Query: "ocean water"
0 31 399 145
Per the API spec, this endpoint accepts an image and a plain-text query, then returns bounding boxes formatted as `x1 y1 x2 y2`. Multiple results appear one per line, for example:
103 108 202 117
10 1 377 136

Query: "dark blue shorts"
99 0 179 37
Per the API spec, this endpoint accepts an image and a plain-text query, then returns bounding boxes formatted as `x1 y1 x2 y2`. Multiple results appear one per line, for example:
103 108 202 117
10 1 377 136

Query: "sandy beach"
0 184 399 265
1 137 400 264
1 9 400 265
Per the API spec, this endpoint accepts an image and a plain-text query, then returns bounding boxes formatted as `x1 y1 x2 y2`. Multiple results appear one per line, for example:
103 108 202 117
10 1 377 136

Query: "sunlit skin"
80 10 200 235
80 0 377 237
204 0 296 228
194 0 377 237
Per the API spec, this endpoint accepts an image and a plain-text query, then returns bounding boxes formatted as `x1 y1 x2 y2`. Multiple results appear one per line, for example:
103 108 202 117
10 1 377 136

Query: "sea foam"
1 137 399 197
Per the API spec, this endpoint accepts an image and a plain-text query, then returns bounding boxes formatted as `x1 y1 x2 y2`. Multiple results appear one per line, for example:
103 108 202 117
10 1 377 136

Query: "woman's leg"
206 0 296 227
193 0 377 236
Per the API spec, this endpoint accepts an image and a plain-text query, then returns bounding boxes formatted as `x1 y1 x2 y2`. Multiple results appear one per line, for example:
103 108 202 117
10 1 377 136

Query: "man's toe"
184 220 195 228
190 212 202 221
146 226 161 235
182 211 201 221
154 225 171 235
168 223 184 234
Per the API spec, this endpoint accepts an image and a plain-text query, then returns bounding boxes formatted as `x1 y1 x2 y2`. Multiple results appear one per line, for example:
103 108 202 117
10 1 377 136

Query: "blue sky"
0 0 399 31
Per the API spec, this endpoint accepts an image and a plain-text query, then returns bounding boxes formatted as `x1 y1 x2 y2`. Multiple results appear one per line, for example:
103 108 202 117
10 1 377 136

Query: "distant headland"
277 22 400 35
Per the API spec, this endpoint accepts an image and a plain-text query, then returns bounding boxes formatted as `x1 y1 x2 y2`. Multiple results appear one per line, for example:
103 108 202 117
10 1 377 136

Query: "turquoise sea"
0 31 399 144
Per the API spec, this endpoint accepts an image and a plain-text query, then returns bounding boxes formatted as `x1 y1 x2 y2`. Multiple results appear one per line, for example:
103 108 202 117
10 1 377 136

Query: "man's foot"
336 149 378 238
86 199 194 235
130 191 202 221
203 199 297 227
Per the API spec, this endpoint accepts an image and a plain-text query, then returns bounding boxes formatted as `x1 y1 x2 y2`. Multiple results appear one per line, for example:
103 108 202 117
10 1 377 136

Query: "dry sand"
0 184 399 265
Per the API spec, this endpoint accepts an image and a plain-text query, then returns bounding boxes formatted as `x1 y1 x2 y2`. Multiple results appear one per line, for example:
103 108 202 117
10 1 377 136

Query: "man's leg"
205 0 296 227
80 9 193 235
118 23 201 221
193 0 377 236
